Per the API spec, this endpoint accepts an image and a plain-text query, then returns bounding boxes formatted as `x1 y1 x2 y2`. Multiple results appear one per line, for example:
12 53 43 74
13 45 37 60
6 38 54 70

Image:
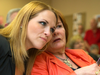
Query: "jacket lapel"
45 51 74 72
45 49 92 73
66 49 91 67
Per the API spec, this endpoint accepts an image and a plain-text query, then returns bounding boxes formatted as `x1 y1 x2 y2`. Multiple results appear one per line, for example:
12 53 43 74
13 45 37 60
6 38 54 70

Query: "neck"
52 52 65 56
47 47 66 58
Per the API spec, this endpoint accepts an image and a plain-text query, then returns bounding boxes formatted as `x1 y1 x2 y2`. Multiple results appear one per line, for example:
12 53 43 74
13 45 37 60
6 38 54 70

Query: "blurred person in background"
84 18 100 53
77 24 85 38
31 9 100 75
5 8 20 27
70 35 98 61
95 15 100 28
90 44 100 57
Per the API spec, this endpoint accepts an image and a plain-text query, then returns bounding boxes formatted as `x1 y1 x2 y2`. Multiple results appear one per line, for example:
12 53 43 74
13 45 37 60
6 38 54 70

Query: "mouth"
40 37 47 42
53 38 61 42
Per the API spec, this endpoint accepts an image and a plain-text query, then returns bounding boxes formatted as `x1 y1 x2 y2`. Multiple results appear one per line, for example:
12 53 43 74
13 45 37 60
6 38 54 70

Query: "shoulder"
35 52 48 62
36 51 52 60
0 35 9 45
0 35 10 54
34 51 54 64
66 49 96 63
66 49 87 54
33 52 49 68
32 52 49 75
66 49 91 58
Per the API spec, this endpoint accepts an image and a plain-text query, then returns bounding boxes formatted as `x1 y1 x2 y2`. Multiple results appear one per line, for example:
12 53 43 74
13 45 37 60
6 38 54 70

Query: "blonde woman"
0 1 57 75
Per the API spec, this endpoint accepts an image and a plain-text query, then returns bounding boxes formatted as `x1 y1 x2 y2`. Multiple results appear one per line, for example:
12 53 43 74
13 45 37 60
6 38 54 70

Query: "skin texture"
25 10 56 50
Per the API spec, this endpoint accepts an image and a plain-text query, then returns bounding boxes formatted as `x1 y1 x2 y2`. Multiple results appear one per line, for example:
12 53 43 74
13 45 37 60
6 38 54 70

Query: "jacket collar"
45 49 91 72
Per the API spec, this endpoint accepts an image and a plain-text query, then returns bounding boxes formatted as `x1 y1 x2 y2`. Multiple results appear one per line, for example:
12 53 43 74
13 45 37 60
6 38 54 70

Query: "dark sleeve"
0 35 10 57
31 54 49 75
0 35 15 75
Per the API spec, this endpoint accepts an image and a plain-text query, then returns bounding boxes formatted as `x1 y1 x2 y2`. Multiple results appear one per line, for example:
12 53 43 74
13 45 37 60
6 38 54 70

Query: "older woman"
31 10 100 75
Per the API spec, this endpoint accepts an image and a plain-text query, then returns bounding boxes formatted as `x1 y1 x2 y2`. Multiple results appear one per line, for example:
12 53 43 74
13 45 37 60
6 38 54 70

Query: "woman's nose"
44 29 51 37
53 29 58 36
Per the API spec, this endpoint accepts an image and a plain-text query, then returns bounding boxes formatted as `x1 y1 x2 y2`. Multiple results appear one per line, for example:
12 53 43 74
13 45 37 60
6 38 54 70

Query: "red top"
84 29 100 53
31 49 95 75
84 29 100 45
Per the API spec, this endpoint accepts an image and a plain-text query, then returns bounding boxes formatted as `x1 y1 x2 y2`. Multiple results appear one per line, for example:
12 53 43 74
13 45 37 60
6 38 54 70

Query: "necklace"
55 55 72 68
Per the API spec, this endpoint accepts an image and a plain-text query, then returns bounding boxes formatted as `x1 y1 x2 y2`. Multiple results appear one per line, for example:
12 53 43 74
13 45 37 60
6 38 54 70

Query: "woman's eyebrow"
43 19 49 24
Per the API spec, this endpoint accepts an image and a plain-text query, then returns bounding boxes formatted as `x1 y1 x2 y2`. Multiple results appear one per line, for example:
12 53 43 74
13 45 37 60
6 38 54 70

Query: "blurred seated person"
84 18 100 53
77 24 85 38
70 35 98 61
90 44 100 57
31 10 100 75
5 8 20 27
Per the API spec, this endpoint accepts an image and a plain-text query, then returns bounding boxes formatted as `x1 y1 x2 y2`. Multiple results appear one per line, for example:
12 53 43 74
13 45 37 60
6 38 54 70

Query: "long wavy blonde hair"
0 1 57 75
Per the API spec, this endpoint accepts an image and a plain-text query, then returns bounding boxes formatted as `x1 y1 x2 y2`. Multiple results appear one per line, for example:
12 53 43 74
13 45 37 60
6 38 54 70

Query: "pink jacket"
31 49 96 75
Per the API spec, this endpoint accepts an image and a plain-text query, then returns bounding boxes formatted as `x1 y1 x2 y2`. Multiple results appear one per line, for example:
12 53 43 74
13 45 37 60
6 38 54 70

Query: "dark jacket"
0 35 15 75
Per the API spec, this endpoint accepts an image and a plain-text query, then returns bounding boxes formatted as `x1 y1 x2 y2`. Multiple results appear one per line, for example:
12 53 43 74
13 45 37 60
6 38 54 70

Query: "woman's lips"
53 38 61 42
40 37 47 42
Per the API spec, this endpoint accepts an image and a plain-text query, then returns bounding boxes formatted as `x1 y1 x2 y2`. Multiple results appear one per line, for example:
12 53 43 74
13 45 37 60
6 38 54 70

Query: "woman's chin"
35 45 45 50
53 44 64 49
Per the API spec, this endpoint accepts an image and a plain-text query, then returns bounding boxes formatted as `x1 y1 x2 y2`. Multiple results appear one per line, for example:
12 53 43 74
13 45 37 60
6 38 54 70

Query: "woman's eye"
39 21 46 26
56 25 62 28
50 28 55 33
